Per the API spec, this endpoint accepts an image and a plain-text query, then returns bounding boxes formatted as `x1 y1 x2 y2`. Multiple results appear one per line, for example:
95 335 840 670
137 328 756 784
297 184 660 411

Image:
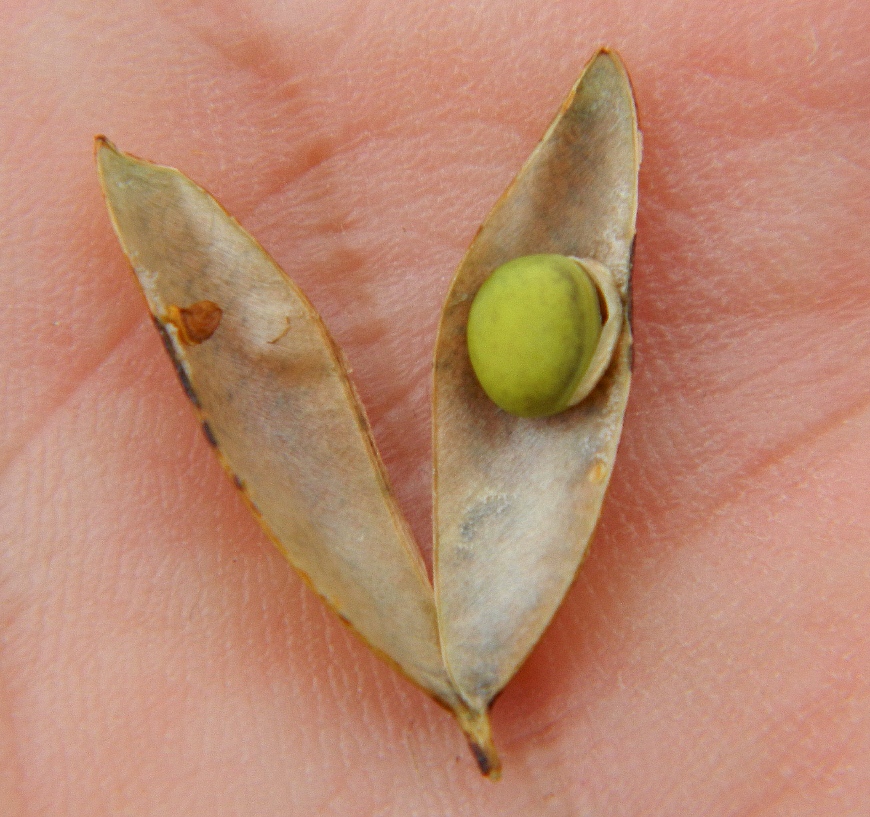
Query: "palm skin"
1 1 869 814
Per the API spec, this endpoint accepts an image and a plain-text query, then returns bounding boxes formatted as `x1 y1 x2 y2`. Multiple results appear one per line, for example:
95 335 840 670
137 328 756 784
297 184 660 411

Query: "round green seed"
466 254 603 418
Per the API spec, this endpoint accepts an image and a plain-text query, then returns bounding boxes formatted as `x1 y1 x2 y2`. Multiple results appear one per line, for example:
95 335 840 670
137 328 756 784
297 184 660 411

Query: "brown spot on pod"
166 300 223 345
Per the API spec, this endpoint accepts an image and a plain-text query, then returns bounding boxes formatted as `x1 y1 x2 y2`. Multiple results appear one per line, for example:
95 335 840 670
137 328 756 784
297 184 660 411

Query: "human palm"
2 1 869 814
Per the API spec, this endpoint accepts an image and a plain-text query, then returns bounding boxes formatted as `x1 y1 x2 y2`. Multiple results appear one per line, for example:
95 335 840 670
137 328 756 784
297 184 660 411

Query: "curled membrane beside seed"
467 254 623 417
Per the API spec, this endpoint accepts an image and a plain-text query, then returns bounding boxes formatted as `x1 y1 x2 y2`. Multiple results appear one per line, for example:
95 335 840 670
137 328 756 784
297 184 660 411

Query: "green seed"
466 254 603 418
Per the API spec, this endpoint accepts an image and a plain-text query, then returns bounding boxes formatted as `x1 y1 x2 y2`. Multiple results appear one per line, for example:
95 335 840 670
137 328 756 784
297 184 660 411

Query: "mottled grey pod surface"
97 140 461 711
434 50 640 714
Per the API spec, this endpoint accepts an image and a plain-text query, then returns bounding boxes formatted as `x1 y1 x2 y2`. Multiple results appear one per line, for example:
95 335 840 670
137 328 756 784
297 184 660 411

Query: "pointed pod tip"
94 136 128 189
587 47 632 87
469 739 502 781
455 706 502 780
94 135 120 165
592 44 622 59
94 137 148 178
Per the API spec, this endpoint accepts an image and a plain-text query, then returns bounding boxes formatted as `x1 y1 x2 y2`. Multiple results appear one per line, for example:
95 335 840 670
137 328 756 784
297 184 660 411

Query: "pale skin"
2 1 869 814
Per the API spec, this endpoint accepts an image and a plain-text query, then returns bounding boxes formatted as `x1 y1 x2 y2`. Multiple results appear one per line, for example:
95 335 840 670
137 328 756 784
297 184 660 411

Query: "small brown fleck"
166 301 222 345
232 474 245 491
588 460 608 484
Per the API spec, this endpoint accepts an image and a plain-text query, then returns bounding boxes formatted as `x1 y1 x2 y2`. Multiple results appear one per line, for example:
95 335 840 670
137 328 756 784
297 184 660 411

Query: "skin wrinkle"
147 0 369 192
163 8 298 79
328 109 534 158
717 393 870 511
0 643 27 817
237 134 347 222
101 18 330 208
504 408 870 814
501 564 683 753
0 316 146 481
627 294 863 530
668 72 865 138
647 386 870 550
0 211 139 472
636 202 867 334
648 673 868 815
247 120 523 244
727 686 870 817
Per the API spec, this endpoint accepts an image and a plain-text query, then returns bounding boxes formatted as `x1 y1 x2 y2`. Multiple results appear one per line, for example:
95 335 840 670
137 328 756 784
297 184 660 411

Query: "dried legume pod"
95 137 474 733
95 46 639 782
434 48 640 760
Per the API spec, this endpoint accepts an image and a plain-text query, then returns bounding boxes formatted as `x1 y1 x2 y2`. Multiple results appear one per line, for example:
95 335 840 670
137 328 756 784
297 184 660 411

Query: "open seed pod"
95 135 484 767
433 48 640 742
95 47 639 780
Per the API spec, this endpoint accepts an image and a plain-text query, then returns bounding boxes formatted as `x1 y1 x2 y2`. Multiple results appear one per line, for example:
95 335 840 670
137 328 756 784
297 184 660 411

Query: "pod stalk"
455 705 501 780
